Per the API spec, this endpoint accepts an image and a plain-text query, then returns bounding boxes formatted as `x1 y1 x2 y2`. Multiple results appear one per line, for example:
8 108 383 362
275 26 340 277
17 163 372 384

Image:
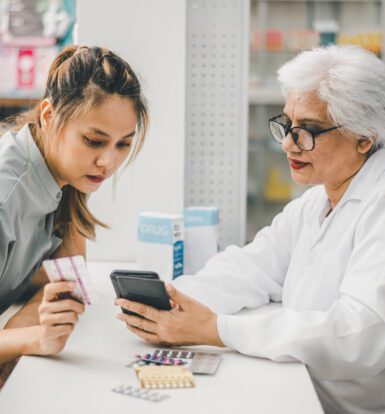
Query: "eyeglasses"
268 114 341 151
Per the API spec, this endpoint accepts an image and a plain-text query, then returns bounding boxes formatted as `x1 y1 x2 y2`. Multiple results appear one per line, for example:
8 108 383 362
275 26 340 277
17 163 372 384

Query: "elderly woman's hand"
115 284 224 347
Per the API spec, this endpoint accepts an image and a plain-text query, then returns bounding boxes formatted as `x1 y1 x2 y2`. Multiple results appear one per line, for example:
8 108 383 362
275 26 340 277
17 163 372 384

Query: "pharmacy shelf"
251 0 380 3
250 50 297 55
248 137 283 153
249 88 285 105
0 97 39 107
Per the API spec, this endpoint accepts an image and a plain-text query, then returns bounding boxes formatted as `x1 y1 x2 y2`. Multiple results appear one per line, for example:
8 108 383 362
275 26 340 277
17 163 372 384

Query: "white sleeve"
217 197 385 381
173 196 304 314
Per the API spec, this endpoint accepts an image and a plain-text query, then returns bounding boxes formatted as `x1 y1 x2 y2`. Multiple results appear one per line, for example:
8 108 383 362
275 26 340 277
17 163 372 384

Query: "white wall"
77 0 187 261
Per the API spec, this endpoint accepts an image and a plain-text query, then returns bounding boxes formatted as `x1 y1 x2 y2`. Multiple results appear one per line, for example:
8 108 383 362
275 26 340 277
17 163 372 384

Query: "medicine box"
184 206 219 274
137 213 184 281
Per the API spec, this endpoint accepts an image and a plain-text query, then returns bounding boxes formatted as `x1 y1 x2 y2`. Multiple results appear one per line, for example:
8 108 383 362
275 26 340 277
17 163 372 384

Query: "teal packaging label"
173 241 184 278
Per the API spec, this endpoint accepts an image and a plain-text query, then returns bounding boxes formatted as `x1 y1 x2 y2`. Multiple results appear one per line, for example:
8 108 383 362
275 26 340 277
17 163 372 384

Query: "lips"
288 158 310 170
86 175 105 184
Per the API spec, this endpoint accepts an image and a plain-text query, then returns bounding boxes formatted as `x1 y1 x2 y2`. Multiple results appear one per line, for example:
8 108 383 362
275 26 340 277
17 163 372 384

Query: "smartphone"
110 270 171 317
111 270 160 280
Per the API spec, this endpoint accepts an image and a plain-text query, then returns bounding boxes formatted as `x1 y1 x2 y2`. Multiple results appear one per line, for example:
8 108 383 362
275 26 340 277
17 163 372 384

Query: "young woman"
0 45 148 370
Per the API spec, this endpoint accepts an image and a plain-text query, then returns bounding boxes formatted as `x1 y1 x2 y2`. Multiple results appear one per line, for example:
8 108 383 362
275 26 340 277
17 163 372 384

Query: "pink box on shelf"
0 45 58 96
17 48 35 89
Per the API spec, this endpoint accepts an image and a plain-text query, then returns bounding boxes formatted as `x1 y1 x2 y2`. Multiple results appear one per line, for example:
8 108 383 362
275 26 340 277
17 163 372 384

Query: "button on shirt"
174 148 385 414
0 125 62 314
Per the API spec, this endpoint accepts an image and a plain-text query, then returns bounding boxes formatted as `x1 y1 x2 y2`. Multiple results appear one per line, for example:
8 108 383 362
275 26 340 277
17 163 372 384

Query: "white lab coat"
174 148 385 414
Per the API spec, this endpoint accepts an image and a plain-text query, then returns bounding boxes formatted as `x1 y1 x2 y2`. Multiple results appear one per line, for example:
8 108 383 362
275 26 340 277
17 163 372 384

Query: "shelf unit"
0 0 76 123
249 88 285 105
0 97 38 124
0 98 38 107
247 0 384 241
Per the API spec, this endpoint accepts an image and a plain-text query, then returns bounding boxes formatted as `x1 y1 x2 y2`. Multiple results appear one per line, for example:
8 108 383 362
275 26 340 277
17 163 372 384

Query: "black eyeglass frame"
268 113 341 151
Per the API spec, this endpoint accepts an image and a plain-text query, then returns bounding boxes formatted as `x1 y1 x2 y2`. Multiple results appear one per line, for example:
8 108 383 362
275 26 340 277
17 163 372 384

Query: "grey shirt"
0 124 63 314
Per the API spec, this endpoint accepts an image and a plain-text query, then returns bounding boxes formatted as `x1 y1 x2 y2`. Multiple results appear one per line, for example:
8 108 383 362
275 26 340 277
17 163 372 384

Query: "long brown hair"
3 45 148 246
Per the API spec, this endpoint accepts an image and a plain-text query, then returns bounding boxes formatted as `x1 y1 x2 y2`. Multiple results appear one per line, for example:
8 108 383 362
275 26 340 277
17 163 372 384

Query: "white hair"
277 46 385 149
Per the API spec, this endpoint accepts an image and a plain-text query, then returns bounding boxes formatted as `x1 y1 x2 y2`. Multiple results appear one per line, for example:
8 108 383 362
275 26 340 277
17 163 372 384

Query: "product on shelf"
0 46 58 96
338 30 382 56
265 30 284 52
0 0 76 99
2 0 73 46
313 20 339 47
287 30 319 52
264 167 292 203
250 30 264 52
250 29 284 52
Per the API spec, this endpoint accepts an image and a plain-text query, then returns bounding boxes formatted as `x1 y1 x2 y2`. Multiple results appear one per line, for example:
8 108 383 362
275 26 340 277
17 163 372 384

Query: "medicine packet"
111 384 170 402
42 255 98 305
135 365 195 389
137 213 184 281
184 207 219 274
153 349 222 375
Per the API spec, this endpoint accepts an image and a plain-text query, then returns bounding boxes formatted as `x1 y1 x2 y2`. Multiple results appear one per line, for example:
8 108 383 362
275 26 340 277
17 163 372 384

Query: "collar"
333 148 385 209
316 148 385 224
16 124 62 204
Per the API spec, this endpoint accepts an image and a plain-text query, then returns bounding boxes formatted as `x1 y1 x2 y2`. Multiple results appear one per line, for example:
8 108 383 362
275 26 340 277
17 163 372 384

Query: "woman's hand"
26 281 85 356
115 284 224 347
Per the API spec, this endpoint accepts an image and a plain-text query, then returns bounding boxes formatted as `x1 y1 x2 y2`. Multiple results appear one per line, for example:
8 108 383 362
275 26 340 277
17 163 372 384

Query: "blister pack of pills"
42 255 98 305
111 384 170 402
135 353 187 366
153 349 222 375
135 365 195 389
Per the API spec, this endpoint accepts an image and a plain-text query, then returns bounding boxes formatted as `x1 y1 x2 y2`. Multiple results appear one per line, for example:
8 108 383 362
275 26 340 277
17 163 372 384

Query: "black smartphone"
110 270 171 317
111 270 160 280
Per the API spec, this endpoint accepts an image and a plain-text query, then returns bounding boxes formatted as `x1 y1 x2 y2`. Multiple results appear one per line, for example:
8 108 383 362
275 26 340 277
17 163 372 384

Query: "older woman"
116 46 385 414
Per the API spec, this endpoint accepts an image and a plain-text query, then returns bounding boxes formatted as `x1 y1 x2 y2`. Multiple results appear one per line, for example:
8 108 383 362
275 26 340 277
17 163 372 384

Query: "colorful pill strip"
154 349 195 359
135 353 186 366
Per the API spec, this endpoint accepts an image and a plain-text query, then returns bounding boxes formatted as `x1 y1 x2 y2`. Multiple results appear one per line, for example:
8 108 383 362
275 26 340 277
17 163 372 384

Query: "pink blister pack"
42 255 98 305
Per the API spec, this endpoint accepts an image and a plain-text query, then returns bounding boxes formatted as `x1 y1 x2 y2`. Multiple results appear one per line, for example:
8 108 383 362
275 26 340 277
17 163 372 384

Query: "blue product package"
137 213 184 281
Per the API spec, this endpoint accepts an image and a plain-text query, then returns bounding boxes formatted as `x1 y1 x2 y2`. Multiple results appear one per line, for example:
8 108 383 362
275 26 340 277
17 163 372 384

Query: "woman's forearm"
0 326 40 364
4 265 49 330
4 288 43 329
1 297 42 364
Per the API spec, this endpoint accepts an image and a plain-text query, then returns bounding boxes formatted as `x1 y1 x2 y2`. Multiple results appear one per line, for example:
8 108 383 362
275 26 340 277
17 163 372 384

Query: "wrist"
0 326 42 364
5 313 39 329
206 314 225 347
20 326 42 356
4 299 41 329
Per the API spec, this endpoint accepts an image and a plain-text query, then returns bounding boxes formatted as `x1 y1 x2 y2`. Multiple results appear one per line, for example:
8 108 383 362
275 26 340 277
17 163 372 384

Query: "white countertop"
0 262 324 414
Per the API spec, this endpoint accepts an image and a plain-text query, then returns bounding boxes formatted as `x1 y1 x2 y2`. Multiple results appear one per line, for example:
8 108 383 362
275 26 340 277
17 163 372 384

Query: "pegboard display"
185 0 250 249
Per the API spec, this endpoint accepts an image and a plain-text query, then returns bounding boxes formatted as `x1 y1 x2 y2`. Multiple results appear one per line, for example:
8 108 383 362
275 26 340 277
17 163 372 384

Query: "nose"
282 132 300 154
95 149 116 173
